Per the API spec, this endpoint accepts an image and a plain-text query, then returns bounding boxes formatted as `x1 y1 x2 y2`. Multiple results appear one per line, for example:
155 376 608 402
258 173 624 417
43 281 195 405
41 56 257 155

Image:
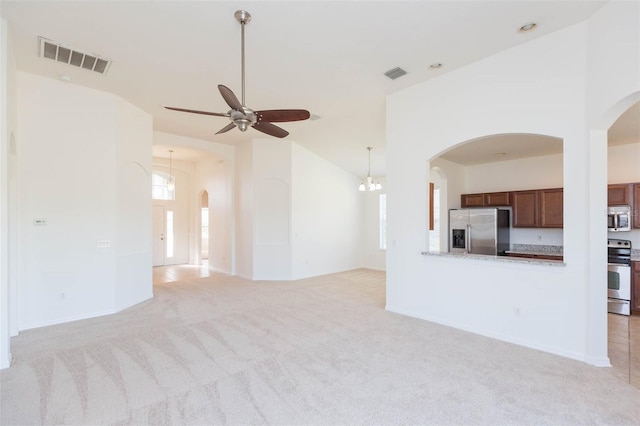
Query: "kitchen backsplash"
512 244 563 255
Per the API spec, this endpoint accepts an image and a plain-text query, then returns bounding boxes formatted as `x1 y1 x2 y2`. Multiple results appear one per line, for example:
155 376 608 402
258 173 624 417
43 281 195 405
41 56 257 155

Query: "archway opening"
605 98 640 386
429 133 564 255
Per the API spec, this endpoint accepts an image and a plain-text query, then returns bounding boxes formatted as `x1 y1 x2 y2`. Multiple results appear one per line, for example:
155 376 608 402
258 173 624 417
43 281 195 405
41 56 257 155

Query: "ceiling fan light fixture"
163 10 310 139
236 119 251 132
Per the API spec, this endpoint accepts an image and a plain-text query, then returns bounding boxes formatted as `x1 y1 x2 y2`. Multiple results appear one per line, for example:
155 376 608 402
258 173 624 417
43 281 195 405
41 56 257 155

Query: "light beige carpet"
2 269 639 425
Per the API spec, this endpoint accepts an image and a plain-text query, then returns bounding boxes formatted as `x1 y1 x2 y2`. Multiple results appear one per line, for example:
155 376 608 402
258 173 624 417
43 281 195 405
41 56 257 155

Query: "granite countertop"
424 244 639 264
422 251 565 267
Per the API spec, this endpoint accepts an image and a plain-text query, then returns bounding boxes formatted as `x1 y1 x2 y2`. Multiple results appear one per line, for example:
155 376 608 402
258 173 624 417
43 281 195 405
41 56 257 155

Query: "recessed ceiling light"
429 63 443 70
519 22 537 33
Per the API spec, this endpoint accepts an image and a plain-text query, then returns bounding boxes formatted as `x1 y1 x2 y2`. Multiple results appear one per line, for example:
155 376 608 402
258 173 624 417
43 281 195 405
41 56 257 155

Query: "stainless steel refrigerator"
449 208 510 255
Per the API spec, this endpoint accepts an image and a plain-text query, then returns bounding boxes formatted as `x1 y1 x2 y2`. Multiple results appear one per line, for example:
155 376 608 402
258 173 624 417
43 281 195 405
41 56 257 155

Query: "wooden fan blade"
218 85 244 111
215 122 236 135
256 109 310 123
253 121 289 138
164 106 229 117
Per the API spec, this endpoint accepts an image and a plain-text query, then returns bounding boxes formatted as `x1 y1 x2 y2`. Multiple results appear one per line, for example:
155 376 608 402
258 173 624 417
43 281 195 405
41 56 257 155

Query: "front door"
153 205 165 266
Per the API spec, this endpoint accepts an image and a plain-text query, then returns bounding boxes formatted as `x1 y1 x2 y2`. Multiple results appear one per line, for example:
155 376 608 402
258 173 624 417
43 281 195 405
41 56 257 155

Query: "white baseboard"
385 304 601 367
0 353 12 370
20 308 117 332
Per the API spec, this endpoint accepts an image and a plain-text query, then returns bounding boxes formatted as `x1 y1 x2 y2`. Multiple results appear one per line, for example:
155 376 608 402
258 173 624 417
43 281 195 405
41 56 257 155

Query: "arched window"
152 171 175 200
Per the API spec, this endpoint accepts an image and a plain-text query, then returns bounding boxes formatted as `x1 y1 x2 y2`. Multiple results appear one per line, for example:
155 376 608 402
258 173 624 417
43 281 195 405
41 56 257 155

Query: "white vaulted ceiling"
2 1 618 174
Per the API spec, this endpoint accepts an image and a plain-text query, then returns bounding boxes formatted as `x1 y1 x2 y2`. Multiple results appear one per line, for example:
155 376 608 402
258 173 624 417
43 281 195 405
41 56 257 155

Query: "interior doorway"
200 191 209 265
152 205 165 266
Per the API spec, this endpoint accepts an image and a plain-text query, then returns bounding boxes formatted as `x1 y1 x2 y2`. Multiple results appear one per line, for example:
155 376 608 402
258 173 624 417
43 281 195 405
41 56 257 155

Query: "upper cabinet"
461 191 510 208
510 188 563 228
634 183 640 229
460 193 485 207
608 184 632 206
539 188 563 228
512 190 539 227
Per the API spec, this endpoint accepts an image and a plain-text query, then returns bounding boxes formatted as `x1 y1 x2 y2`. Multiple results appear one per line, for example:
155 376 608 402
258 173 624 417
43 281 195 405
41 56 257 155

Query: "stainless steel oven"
607 239 632 316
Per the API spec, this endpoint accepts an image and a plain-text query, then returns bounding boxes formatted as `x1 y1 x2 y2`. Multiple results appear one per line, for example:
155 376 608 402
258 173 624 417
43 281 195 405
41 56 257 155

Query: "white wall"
234 139 363 280
387 19 609 365
16 72 152 330
0 17 17 369
115 100 153 310
608 143 640 184
193 156 233 273
253 140 293 280
291 143 363 278
234 141 253 279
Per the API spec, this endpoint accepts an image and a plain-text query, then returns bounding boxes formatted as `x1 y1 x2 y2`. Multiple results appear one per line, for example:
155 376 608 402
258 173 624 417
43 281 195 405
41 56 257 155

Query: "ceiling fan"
164 10 310 138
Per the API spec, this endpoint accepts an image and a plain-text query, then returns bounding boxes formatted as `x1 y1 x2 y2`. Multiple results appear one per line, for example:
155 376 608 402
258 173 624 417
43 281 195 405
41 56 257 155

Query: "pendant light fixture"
167 149 175 191
358 147 382 191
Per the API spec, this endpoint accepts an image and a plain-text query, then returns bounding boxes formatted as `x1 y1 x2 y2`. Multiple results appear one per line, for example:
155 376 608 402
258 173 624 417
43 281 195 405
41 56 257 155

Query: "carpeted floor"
2 269 639 425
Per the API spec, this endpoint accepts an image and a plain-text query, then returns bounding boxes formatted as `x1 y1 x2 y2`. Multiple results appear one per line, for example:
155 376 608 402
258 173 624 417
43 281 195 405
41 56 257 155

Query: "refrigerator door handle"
466 224 471 253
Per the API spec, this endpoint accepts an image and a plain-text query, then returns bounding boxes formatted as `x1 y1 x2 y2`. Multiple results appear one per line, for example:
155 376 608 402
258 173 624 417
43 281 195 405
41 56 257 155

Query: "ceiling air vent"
38 37 111 75
384 67 407 80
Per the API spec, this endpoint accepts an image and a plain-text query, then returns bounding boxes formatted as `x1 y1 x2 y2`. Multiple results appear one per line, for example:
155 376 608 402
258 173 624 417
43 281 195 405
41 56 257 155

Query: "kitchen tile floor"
608 313 640 388
152 262 211 284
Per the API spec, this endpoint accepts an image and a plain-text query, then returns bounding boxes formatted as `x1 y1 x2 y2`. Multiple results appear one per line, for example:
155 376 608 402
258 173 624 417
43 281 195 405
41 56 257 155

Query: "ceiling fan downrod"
234 10 251 107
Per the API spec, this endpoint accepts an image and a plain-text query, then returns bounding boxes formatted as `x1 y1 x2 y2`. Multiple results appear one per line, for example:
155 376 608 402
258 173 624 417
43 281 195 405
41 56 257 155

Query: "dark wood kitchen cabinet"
460 191 510 208
461 193 485 207
632 261 640 316
512 190 539 227
634 183 640 229
539 188 563 228
608 183 631 206
512 188 563 228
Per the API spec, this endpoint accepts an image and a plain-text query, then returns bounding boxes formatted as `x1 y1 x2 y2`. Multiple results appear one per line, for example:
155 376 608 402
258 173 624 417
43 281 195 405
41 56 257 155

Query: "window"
166 211 174 258
201 208 209 239
152 171 175 201
379 194 387 250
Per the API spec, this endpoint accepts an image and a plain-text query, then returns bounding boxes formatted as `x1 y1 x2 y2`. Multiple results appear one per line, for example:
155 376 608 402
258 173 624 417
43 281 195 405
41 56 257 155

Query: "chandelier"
167 149 175 191
358 147 382 191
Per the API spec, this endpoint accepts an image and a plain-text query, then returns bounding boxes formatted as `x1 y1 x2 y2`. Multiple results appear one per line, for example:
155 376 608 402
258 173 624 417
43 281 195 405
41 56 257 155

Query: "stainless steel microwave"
608 206 631 232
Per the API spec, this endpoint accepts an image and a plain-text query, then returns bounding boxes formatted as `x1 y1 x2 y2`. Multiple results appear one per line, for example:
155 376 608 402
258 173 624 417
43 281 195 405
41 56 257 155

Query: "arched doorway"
604 95 640 386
